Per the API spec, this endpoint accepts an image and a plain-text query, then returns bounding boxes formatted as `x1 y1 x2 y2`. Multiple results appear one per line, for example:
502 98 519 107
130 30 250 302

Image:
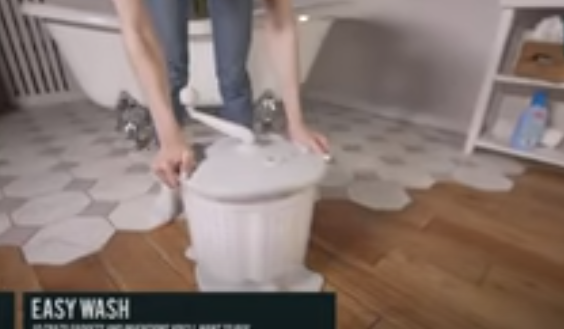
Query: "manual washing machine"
179 88 328 292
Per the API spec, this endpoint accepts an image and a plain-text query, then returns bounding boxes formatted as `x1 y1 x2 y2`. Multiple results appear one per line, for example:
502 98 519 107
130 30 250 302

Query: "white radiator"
0 0 81 108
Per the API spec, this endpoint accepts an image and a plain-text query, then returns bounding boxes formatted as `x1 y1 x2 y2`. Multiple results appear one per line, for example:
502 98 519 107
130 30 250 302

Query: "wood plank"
447 185 564 246
0 247 41 329
313 200 388 264
422 187 564 266
33 255 117 291
482 265 564 314
392 243 488 284
0 247 40 291
427 218 564 289
313 202 488 283
98 233 193 291
374 318 428 329
393 198 436 229
146 220 197 287
324 283 380 329
310 242 476 329
375 250 564 329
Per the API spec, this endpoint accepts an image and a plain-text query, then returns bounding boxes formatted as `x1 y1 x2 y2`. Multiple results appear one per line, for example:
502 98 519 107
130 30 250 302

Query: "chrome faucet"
254 90 284 136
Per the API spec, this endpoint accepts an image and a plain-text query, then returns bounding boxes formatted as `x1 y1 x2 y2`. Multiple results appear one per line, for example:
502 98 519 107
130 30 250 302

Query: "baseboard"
17 92 86 109
304 90 465 134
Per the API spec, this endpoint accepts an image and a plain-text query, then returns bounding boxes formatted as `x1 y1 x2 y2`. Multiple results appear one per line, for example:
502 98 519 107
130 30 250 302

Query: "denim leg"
144 0 191 125
208 0 254 128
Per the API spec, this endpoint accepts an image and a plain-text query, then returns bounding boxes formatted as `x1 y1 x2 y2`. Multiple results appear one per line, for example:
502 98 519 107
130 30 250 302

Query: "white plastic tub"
179 90 327 292
184 187 320 291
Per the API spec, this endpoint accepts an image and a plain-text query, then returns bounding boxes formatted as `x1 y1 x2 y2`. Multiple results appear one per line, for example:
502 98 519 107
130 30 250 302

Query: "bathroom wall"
304 0 500 133
41 0 500 134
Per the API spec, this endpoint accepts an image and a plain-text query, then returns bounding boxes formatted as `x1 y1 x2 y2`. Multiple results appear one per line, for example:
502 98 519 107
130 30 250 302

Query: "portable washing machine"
179 88 328 292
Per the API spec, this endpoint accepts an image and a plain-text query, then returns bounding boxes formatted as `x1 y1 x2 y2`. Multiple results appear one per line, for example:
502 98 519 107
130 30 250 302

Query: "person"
112 0 329 188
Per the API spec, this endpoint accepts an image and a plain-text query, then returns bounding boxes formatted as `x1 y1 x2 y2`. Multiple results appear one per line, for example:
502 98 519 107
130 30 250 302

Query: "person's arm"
112 0 183 146
262 0 304 129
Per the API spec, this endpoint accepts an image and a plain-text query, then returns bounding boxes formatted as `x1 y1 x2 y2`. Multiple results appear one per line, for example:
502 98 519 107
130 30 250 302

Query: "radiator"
0 0 79 108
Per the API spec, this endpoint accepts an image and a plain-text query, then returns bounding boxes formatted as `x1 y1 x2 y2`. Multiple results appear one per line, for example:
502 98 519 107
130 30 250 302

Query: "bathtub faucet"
254 90 285 136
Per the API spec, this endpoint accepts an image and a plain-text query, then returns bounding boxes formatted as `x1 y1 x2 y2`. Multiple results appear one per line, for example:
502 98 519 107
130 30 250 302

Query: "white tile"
403 153 457 177
127 149 156 164
347 180 412 211
51 133 102 148
89 173 154 201
71 158 132 179
12 192 91 227
0 213 10 235
423 142 461 160
153 184 183 222
370 142 407 158
387 131 426 147
320 186 348 200
109 194 170 231
3 172 72 198
348 157 386 179
0 145 46 160
0 225 38 247
0 157 60 176
60 144 112 163
0 145 41 159
452 168 514 192
377 164 436 189
466 152 526 176
0 122 29 136
46 126 84 138
22 216 115 265
320 165 353 187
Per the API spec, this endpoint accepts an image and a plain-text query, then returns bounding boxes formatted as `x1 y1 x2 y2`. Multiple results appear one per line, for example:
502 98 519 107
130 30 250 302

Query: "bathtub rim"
21 1 344 34
21 2 214 36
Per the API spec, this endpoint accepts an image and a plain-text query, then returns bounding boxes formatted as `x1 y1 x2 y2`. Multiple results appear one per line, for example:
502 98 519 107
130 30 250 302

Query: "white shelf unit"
465 3 564 168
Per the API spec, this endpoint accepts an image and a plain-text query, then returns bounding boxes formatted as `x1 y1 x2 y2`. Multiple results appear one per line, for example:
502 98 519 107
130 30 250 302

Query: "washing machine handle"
179 87 256 144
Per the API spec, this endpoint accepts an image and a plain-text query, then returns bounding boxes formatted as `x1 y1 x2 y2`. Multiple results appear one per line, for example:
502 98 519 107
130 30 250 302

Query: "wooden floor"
2 167 564 329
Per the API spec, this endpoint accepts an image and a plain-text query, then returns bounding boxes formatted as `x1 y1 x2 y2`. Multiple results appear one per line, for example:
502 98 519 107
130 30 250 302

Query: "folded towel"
528 15 564 44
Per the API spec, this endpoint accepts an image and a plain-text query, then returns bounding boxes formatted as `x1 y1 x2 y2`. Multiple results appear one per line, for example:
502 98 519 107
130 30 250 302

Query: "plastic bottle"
510 90 549 151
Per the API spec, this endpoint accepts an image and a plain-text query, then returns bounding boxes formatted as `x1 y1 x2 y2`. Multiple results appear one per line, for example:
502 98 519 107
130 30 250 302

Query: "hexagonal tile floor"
0 101 527 266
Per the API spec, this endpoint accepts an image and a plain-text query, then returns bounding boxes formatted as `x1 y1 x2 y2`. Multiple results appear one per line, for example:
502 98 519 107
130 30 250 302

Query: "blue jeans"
144 0 254 128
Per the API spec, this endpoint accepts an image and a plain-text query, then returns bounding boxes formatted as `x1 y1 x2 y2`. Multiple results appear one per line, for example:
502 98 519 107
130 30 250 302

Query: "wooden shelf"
465 5 564 169
476 134 564 167
494 74 564 90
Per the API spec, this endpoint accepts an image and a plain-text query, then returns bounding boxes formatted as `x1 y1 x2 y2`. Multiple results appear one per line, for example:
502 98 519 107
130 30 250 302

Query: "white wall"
43 0 500 133
304 0 500 133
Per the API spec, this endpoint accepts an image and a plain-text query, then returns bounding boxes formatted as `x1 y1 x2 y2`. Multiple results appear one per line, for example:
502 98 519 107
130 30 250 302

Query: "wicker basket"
514 40 564 83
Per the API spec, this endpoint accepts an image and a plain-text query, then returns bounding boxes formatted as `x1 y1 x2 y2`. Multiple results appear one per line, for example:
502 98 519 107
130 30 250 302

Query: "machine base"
195 265 324 292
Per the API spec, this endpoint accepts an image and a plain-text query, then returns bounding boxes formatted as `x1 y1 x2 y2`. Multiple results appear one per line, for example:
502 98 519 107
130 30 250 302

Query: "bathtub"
21 1 337 109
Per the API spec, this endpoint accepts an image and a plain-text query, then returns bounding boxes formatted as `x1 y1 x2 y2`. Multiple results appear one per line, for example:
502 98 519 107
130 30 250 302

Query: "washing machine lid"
184 135 327 201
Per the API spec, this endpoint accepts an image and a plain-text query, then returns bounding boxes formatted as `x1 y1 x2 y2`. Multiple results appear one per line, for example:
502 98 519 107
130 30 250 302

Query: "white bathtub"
21 1 336 109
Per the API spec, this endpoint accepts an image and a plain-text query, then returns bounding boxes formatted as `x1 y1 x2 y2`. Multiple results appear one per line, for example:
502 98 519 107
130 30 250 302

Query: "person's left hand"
288 122 330 155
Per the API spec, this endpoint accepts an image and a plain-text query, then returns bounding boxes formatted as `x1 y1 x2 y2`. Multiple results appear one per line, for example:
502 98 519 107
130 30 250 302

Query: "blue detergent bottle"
510 90 549 151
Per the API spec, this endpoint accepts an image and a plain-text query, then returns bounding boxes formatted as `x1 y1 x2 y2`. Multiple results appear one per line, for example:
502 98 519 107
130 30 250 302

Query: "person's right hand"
152 132 196 189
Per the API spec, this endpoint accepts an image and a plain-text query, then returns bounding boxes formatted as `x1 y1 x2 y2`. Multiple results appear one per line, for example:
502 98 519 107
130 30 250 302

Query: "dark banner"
23 293 335 329
0 292 15 329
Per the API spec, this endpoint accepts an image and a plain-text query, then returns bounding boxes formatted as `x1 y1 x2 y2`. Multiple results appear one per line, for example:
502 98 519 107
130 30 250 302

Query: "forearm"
263 0 304 128
118 7 183 144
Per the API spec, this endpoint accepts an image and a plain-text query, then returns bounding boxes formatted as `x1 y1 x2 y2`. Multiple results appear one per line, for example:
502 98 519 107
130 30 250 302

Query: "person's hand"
152 131 196 189
288 122 330 155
